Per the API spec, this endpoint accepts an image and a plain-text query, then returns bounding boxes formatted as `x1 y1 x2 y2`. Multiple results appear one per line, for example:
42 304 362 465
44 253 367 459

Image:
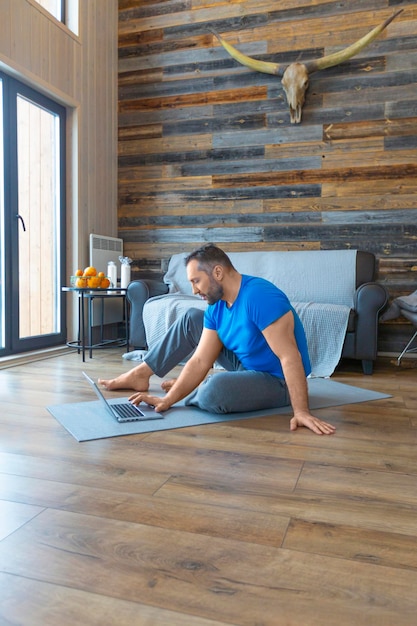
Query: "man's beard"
205 277 224 305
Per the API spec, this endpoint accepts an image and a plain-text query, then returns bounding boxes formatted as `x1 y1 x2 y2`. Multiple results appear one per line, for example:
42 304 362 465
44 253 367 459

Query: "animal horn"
210 29 282 76
305 9 403 73
211 10 402 76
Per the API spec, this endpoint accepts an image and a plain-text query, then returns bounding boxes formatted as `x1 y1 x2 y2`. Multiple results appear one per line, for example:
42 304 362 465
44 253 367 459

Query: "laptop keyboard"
114 402 144 419
112 401 163 422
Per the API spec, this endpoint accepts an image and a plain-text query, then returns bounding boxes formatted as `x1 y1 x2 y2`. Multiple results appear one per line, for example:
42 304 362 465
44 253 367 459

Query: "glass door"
0 80 4 352
0 73 66 356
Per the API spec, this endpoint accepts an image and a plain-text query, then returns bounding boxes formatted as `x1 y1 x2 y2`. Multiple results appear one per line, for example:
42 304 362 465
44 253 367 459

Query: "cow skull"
211 10 402 123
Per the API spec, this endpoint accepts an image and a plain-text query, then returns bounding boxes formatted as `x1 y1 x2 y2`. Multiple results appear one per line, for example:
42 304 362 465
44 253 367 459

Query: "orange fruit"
97 271 105 278
87 276 101 288
75 276 88 288
100 277 110 289
75 269 83 276
83 266 97 277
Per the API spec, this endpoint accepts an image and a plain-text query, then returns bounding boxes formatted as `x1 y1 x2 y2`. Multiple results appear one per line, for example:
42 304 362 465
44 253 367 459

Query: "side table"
62 287 129 361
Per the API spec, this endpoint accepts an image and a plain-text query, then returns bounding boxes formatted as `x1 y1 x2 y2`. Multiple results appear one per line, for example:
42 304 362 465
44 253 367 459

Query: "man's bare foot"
161 378 177 392
99 363 153 392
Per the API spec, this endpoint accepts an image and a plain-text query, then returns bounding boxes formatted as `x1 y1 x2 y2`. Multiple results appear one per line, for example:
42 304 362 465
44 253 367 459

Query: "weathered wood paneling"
118 1 417 354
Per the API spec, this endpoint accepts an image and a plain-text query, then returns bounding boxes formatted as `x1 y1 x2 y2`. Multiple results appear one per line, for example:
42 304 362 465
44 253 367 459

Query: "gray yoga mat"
47 378 391 442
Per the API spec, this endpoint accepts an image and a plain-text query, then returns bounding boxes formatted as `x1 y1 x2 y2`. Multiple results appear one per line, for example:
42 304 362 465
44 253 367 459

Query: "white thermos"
107 261 117 289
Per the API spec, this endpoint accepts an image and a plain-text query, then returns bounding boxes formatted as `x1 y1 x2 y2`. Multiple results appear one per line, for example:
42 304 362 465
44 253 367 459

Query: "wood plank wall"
117 0 417 354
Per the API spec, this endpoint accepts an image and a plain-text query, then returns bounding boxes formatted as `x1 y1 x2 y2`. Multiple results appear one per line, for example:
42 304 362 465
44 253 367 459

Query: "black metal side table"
62 287 129 361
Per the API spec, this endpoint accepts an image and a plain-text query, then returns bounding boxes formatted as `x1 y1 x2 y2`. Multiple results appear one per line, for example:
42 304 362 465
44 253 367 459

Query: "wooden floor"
0 348 416 625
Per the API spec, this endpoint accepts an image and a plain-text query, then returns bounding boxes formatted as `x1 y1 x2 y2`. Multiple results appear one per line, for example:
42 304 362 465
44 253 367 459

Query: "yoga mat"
47 379 391 442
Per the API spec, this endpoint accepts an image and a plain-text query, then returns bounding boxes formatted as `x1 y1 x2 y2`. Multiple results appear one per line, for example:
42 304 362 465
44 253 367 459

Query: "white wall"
0 0 118 335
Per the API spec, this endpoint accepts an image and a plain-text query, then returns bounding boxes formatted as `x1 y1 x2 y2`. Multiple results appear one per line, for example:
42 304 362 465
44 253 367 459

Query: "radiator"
89 234 124 326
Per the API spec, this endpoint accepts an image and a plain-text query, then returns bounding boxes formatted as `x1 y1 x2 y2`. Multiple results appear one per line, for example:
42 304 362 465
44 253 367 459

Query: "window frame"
0 71 67 357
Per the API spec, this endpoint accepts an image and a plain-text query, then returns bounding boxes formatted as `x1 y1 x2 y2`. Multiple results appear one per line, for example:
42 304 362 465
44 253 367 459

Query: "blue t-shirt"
204 274 311 379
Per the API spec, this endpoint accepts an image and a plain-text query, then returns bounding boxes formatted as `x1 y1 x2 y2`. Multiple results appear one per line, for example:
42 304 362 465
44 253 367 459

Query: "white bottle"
107 261 117 290
120 263 131 289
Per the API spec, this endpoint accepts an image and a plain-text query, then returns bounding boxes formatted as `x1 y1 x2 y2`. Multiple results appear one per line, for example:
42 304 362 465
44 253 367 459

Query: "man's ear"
213 264 223 280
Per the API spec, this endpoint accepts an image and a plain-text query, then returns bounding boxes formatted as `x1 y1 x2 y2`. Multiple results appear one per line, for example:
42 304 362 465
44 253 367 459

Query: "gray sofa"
127 249 388 375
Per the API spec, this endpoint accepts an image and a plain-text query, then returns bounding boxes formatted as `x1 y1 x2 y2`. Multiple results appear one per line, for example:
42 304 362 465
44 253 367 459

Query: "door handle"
17 214 26 231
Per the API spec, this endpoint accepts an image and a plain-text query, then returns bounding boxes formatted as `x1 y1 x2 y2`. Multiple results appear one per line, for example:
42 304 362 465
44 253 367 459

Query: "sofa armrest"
127 279 169 349
355 251 376 287
351 282 389 360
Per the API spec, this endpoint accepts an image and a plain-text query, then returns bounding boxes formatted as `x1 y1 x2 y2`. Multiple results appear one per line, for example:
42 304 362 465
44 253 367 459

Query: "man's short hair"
185 244 234 273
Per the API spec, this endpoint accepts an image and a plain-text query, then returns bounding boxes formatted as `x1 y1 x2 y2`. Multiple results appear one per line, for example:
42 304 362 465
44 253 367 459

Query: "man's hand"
290 411 336 435
128 391 172 413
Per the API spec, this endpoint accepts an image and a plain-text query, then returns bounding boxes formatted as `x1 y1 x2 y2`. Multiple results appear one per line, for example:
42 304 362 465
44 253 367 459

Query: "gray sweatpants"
144 308 290 414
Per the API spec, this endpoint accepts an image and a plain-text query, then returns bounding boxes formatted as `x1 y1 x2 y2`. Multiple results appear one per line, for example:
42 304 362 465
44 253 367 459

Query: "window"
0 72 66 356
0 81 4 350
32 1 79 35
34 0 65 22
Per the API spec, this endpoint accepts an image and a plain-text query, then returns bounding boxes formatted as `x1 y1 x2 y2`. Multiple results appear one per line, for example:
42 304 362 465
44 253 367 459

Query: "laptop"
82 371 164 423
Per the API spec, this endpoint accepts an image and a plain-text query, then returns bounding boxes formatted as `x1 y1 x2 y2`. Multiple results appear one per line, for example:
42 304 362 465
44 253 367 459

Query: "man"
99 244 335 435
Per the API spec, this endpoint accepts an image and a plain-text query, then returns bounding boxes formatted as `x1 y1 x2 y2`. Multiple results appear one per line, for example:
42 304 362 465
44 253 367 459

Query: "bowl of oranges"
70 267 111 289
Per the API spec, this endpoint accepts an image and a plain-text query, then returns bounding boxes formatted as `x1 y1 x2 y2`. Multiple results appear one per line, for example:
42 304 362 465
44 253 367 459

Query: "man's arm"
262 311 336 435
128 328 223 412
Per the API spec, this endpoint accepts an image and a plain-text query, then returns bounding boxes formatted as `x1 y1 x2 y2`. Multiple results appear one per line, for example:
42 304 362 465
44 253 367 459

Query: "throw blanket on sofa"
142 294 350 378
163 250 357 308
293 301 350 377
142 250 356 377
